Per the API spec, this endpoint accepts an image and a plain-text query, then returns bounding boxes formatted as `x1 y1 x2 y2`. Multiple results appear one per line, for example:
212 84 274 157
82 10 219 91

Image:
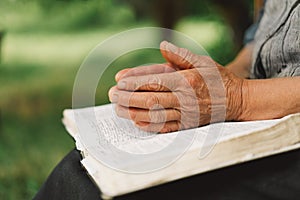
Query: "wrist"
236 79 251 121
225 76 251 121
236 78 300 121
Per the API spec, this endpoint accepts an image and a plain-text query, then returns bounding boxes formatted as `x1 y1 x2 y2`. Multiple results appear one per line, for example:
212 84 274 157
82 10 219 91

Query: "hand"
109 42 244 133
114 41 216 81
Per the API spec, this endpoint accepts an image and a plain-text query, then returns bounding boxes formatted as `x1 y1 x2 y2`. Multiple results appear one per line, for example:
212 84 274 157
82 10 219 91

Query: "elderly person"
34 0 300 199
109 1 300 132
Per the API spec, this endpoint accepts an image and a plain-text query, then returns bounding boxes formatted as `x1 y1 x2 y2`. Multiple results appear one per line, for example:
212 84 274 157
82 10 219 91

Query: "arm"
241 77 300 120
226 42 254 79
226 0 264 78
219 40 300 120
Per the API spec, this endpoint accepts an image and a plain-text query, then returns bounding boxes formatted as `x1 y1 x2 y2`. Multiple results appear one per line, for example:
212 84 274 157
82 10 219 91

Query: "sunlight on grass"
177 19 226 48
3 30 113 68
1 21 226 113
2 21 224 69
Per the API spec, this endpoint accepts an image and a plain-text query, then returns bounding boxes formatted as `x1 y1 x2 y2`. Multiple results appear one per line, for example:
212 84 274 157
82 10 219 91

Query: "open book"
62 104 300 199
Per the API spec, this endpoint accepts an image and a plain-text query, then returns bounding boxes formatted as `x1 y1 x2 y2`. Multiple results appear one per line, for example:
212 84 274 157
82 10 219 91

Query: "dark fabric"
34 148 300 200
33 150 101 200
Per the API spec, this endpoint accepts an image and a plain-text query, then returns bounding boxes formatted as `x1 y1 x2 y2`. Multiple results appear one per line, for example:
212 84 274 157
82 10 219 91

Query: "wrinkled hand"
109 41 244 133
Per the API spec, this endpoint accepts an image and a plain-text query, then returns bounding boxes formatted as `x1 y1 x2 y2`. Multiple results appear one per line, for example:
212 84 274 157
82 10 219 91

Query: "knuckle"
180 121 190 130
146 75 162 90
115 106 121 117
129 109 137 121
179 48 197 66
179 48 189 58
177 70 201 89
186 72 200 88
146 95 160 108
179 48 190 61
148 74 160 84
132 80 139 90
139 125 152 132
150 111 165 123
176 121 183 131
198 56 216 68
147 84 164 91
115 105 126 119
161 125 172 133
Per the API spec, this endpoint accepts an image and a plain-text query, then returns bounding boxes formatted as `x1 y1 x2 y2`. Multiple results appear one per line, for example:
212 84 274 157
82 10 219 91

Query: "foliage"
0 0 241 198
0 0 135 32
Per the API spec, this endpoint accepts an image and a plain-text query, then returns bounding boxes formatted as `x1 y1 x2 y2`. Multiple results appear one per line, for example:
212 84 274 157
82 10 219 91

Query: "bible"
62 104 300 199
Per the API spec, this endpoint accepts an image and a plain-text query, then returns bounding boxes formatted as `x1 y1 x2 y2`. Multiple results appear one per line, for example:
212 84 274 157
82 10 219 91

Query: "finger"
160 41 196 70
108 86 118 102
115 68 130 82
160 41 216 69
117 90 179 109
115 105 181 123
117 71 181 91
135 121 181 133
115 64 176 82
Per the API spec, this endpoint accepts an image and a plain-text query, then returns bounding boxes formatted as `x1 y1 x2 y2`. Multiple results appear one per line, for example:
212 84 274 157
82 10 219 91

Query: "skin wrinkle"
109 40 300 132
170 77 201 128
146 74 162 91
109 42 246 132
115 64 176 81
118 72 178 91
135 120 181 133
117 106 181 123
221 68 244 121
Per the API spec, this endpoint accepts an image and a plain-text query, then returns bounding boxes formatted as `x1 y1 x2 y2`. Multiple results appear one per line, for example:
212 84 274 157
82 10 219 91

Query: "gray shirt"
250 0 300 79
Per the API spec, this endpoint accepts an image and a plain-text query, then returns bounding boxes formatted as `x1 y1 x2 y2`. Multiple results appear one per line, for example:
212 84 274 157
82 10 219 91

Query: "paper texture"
62 104 300 197
65 104 286 157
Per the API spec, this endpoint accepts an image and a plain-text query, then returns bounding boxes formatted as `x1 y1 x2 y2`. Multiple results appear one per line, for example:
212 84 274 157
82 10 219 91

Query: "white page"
64 104 291 170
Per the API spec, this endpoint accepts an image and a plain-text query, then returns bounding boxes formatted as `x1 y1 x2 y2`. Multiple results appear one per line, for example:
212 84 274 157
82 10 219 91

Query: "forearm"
226 43 254 79
239 76 300 121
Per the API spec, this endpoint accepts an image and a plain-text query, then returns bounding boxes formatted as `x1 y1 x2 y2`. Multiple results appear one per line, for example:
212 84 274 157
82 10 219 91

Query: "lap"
34 148 300 200
33 150 101 200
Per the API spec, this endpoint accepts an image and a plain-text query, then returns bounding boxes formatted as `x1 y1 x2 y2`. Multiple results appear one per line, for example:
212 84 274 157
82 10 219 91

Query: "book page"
64 104 293 172
195 118 284 143
64 105 300 196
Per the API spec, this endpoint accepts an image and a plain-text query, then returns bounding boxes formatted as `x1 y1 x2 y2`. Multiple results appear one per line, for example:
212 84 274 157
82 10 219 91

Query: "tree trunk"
211 0 252 51
152 0 186 40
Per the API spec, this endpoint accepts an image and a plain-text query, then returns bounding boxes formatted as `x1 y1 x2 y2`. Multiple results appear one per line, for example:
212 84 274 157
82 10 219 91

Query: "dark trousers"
34 148 300 200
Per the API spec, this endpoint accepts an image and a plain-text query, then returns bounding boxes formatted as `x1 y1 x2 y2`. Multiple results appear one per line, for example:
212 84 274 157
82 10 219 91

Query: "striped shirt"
250 0 300 78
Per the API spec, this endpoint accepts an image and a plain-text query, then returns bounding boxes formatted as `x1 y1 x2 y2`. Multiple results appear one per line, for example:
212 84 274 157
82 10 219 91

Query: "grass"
0 5 235 198
0 114 74 199
0 29 93 198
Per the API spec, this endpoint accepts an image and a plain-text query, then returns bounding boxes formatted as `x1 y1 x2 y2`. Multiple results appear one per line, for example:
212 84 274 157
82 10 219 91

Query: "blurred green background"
0 0 253 199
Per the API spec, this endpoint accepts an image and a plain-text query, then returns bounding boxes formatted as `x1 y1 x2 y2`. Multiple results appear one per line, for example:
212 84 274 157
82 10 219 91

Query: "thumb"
160 41 197 70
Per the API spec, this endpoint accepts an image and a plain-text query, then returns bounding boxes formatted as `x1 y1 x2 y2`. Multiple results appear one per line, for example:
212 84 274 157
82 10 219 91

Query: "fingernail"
118 81 126 89
166 42 177 54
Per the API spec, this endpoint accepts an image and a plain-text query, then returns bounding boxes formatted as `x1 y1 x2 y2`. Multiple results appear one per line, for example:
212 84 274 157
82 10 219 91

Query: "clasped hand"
109 41 244 133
